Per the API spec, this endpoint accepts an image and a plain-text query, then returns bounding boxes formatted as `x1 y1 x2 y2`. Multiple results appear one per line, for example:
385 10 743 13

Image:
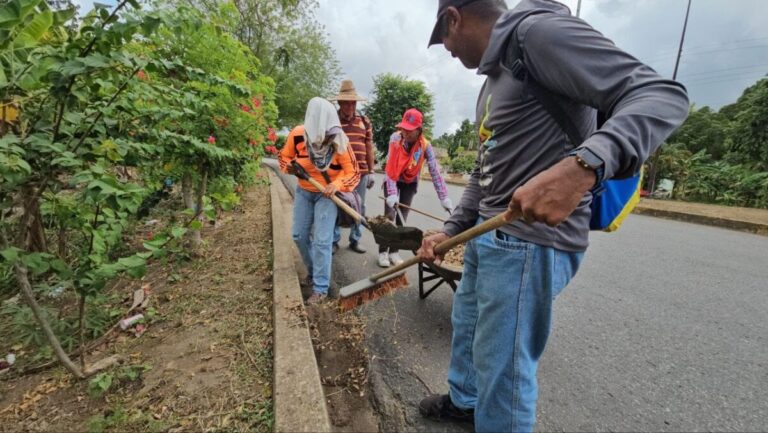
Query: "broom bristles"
338 274 409 312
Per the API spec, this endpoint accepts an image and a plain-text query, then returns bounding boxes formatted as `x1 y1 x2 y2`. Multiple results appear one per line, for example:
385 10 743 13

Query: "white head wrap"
303 97 349 170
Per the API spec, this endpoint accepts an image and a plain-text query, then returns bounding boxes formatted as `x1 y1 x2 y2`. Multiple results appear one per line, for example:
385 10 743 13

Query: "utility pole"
648 0 692 194
576 0 582 18
672 0 693 80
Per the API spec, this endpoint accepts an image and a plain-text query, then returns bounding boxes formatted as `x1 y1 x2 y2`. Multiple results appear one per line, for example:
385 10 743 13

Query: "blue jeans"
292 187 338 295
448 219 584 433
334 174 369 245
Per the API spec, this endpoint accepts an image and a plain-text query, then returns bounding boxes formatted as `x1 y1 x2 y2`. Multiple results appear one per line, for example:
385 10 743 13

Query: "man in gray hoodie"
418 0 689 431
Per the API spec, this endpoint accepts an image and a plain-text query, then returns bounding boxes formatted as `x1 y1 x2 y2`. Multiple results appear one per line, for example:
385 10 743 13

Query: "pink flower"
252 97 262 108
268 128 277 143
240 104 251 113
137 70 149 81
208 136 216 144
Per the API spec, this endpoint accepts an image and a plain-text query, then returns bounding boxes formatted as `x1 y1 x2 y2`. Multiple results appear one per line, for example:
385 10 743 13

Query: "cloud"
316 0 487 136
319 0 768 134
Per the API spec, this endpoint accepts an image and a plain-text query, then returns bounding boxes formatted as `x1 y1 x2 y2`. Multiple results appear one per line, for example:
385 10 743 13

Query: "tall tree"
186 0 340 127
452 119 476 151
666 105 729 159
364 73 434 155
730 78 768 169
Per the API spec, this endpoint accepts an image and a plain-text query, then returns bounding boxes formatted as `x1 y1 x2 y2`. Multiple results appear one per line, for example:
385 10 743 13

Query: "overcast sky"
317 0 768 136
74 0 768 136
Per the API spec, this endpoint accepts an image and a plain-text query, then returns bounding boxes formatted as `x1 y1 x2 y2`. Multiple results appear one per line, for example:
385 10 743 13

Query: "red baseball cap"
396 108 424 131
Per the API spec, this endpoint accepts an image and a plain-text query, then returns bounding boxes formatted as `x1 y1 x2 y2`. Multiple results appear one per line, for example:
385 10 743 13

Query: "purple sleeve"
425 145 448 201
385 176 398 197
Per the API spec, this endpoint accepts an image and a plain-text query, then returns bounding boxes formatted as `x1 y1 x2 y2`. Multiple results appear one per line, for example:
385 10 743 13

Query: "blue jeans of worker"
292 187 338 295
447 219 584 433
333 174 369 245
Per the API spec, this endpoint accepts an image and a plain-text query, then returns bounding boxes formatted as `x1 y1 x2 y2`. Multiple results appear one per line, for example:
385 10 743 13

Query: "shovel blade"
371 225 423 251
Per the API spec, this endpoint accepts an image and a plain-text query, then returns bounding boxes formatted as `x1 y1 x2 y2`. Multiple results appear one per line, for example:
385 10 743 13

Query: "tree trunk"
15 263 84 379
646 152 660 194
78 294 87 372
27 213 47 252
190 167 208 248
182 173 194 210
57 223 67 259
19 186 47 253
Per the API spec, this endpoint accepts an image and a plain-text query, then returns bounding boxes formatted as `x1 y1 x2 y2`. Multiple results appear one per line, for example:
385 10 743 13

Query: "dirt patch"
307 303 378 433
443 244 465 267
424 229 465 267
0 180 274 433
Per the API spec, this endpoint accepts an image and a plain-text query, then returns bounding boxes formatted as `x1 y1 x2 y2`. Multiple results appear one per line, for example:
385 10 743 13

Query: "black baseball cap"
428 0 482 47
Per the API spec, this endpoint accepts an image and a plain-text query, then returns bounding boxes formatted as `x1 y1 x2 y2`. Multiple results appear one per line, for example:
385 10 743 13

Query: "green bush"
658 144 768 208
447 153 476 174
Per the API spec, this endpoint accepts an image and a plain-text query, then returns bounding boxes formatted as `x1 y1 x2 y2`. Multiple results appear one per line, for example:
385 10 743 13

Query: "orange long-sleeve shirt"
278 125 360 193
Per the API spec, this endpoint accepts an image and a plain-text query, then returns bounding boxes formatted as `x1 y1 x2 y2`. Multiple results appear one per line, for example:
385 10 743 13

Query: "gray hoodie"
442 0 689 251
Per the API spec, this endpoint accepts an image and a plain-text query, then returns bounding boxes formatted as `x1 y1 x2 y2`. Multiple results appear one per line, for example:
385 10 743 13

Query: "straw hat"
329 79 367 102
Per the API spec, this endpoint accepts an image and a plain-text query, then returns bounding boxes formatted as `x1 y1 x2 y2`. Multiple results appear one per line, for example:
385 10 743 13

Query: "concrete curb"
269 170 331 433
632 205 768 236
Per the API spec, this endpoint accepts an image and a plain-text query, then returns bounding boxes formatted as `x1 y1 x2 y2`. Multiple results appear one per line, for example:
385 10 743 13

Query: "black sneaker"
418 394 474 423
332 242 339 255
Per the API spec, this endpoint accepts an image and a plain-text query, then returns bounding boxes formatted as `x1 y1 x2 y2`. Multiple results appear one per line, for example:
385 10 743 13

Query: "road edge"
631 206 768 236
269 170 331 433
422 173 768 236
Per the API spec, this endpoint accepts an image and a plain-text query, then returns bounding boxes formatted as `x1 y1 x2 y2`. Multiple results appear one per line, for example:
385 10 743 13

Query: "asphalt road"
263 160 768 432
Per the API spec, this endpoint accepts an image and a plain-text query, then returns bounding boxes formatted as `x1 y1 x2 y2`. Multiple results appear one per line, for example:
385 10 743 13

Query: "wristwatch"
568 147 605 191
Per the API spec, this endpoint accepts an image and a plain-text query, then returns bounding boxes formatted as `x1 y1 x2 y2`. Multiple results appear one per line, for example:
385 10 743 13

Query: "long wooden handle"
304 176 364 225
434 210 518 255
369 209 519 282
378 195 446 223
369 255 422 282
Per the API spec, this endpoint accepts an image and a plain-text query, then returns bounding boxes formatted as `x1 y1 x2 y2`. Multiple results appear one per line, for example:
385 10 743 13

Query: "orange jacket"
278 125 360 193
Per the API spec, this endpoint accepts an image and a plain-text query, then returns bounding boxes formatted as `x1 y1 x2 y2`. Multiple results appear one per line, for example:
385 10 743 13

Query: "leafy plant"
447 152 476 174
87 363 152 398
193 0 338 127
651 76 767 209
88 372 114 398
239 399 274 433
87 404 169 433
0 0 276 379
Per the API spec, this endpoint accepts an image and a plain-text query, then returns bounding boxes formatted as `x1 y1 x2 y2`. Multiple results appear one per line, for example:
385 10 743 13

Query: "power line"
680 62 768 79
682 69 767 84
406 55 454 78
683 72 766 87
645 35 768 59
644 43 768 64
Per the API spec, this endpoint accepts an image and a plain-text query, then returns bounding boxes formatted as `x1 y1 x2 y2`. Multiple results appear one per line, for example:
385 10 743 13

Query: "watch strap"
569 148 605 192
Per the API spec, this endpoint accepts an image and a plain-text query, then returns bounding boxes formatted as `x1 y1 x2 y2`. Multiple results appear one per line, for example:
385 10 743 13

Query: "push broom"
338 208 520 311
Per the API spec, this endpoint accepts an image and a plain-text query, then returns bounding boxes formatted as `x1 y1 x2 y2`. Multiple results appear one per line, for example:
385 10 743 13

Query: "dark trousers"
379 181 418 254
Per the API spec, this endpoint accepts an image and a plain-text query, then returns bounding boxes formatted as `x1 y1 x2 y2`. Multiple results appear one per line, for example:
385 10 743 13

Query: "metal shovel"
289 161 424 250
